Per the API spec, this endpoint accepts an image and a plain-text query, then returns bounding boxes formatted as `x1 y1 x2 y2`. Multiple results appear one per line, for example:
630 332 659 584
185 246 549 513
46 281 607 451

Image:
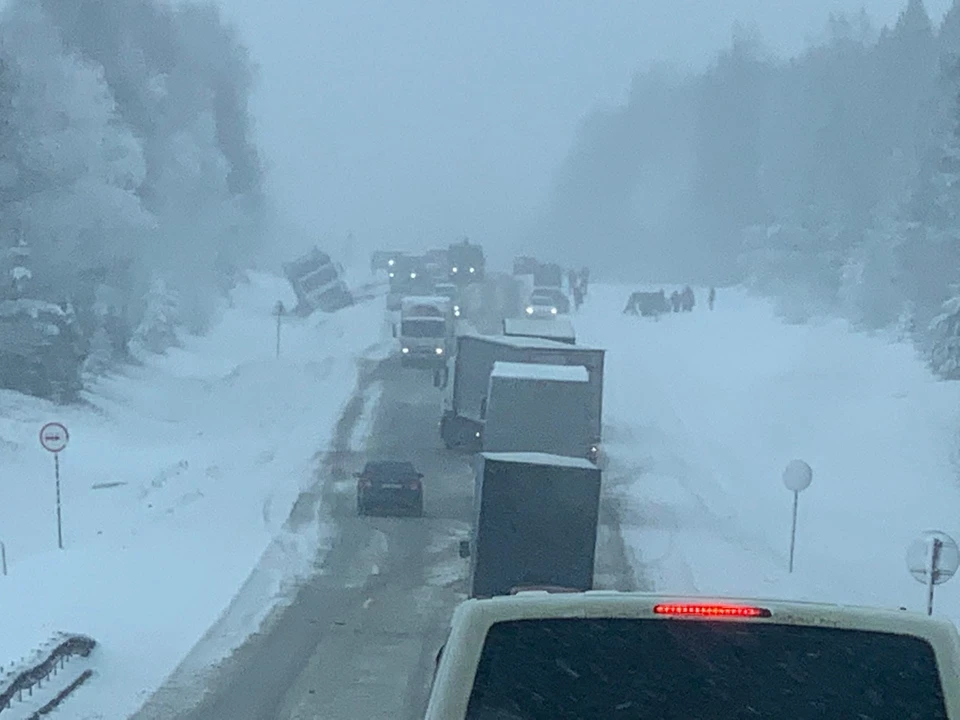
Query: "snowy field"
0 270 390 718
579 284 960 621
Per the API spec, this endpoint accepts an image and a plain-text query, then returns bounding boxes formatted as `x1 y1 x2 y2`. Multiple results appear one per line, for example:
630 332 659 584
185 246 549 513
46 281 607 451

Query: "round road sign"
782 459 813 492
39 422 69 453
907 530 960 585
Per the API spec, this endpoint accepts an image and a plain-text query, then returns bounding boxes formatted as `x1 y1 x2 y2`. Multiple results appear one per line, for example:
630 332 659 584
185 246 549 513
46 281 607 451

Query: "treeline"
537 0 960 377
0 0 264 398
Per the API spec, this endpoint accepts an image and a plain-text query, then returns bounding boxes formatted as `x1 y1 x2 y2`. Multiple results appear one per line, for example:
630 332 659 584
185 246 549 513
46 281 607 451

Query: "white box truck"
397 296 453 368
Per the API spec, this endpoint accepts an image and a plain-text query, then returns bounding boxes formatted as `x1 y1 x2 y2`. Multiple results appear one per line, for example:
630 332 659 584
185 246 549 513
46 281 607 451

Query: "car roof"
362 460 417 473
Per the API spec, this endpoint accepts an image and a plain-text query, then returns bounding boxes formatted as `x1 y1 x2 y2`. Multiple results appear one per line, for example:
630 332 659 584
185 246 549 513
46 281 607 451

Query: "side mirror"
458 540 471 559
417 473 424 479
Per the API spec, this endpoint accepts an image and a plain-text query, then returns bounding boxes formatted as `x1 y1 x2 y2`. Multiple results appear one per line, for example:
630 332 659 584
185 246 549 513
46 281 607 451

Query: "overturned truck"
283 247 354 315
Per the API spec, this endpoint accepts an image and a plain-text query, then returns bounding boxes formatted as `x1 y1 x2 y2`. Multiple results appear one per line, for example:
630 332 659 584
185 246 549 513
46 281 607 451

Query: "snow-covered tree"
128 276 179 357
929 291 960 376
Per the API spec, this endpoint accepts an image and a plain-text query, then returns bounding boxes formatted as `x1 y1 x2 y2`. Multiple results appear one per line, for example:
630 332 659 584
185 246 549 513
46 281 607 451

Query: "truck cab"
427 592 960 719
448 239 485 284
397 296 453 368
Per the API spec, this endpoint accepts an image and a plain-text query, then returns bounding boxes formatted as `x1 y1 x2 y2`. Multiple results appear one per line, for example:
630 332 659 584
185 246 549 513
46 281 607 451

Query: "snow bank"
0 270 389 718
580 283 960 620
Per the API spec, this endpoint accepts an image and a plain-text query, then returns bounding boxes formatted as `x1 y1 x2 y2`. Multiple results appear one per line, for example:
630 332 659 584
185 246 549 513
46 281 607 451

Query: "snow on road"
580 284 960 620
0 270 389 719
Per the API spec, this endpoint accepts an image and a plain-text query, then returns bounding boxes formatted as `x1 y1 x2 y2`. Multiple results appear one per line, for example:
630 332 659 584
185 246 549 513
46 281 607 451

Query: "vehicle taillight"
653 603 771 618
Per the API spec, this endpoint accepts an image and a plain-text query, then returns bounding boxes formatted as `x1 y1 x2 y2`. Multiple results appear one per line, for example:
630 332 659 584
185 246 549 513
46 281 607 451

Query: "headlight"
551 307 558 315
452 266 458 273
401 347 409 354
454 308 461 317
388 272 395 278
469 267 475 273
388 259 395 266
525 306 534 315
410 272 417 279
435 347 444 355
475 431 481 438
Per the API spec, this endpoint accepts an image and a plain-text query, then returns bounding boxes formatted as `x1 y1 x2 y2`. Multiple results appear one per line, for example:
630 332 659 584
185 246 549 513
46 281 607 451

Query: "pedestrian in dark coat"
670 291 681 312
708 286 716 310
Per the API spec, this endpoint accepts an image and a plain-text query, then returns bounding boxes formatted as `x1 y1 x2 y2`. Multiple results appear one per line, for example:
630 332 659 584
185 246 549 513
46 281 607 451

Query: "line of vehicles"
365 242 960 718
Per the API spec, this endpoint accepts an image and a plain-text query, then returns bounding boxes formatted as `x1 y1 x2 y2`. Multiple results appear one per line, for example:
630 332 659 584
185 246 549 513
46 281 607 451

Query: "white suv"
426 591 960 719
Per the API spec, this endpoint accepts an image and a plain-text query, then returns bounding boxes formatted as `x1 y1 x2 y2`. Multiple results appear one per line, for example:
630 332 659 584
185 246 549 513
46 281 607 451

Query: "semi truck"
461 452 602 598
502 317 575 345
448 239 485 284
482 362 593 459
397 296 453 367
283 247 353 314
533 262 563 289
387 256 435 311
439 334 605 453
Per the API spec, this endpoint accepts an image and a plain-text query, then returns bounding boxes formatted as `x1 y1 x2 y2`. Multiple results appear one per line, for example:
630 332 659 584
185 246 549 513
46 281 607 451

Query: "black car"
355 460 424 516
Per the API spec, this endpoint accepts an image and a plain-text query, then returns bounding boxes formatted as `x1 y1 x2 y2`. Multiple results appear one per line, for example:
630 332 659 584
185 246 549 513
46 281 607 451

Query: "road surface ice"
579 283 960 620
0 270 390 719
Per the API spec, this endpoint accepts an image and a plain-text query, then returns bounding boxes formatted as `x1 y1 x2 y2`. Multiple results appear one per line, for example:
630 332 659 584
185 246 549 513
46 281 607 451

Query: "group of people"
623 285 716 317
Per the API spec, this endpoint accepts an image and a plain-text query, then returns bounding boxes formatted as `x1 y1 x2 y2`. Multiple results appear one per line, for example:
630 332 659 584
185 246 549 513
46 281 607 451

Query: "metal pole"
1 541 6 575
55 452 63 550
788 490 799 573
276 308 281 359
927 537 942 615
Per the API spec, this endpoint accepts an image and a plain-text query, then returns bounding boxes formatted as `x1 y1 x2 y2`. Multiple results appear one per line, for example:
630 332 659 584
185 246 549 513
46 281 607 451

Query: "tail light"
653 603 771 618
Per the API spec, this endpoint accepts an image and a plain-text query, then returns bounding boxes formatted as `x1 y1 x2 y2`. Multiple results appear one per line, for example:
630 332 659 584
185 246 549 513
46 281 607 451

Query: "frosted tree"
929 290 960 377
129 276 180 357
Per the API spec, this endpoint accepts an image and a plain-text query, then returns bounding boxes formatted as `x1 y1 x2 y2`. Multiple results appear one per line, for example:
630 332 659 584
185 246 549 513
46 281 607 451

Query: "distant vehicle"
355 460 424 516
513 256 538 275
530 287 570 314
532 262 563 288
397 296 453 368
387 257 435 311
283 247 353 315
426 593 960 719
433 282 462 318
447 239 485 284
525 289 569 318
370 250 404 274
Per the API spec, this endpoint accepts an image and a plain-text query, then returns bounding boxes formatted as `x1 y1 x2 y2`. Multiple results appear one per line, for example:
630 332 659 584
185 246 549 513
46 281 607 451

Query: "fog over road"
133 278 641 720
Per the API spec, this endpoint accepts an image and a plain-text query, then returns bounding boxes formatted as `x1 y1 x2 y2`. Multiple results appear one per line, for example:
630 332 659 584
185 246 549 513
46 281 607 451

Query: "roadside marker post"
907 531 959 615
275 301 285 359
782 459 813 573
39 422 69 550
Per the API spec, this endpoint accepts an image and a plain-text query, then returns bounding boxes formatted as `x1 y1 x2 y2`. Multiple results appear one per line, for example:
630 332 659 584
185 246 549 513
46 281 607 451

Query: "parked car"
355 460 424 516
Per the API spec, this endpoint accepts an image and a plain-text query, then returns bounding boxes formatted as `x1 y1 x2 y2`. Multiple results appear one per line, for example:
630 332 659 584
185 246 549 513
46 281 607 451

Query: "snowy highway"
129 278 639 719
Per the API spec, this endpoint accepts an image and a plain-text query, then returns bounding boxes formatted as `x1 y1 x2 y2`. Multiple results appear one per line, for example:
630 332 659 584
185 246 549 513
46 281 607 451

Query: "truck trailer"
463 452 602 598
439 334 604 452
482 362 593 459
283 247 353 314
397 296 453 368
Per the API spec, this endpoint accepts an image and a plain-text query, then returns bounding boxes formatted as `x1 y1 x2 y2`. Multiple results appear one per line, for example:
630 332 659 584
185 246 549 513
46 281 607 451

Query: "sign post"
275 301 285 359
907 531 959 615
39 422 69 550
782 459 813 573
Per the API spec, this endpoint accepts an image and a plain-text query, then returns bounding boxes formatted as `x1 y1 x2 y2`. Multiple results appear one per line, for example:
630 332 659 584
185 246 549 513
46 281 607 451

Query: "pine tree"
129 276 180 357
929 291 960 376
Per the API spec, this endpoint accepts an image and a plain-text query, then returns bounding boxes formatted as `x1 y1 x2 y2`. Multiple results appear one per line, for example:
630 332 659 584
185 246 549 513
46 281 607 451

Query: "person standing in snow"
708 286 716 311
681 286 695 312
670 290 681 312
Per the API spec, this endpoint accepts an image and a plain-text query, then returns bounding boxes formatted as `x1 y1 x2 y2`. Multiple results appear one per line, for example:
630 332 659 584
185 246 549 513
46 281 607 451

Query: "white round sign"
907 530 960 585
782 459 813 492
39 422 69 453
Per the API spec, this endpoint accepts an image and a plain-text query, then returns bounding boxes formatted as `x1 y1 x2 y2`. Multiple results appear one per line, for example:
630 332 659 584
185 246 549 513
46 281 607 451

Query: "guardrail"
0 634 96 712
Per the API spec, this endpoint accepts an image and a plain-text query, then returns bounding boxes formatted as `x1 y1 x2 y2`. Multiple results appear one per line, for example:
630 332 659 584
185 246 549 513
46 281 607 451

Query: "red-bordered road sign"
39 422 69 453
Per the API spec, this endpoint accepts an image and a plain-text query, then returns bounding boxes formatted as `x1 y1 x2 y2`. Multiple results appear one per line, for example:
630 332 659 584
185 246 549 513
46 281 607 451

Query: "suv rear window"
465 618 948 719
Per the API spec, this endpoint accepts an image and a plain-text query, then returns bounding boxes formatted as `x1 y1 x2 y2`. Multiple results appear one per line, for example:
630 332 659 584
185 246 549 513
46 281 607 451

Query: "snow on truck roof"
503 317 575 339
402 295 450 306
491 361 588 383
461 332 602 352
481 452 598 470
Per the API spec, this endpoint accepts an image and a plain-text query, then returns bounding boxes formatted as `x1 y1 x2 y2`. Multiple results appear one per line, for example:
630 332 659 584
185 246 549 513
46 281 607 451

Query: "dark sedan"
355 460 424 516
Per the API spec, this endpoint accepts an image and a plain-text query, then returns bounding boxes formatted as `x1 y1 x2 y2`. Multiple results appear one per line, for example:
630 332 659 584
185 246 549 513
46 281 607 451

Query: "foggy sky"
218 0 951 263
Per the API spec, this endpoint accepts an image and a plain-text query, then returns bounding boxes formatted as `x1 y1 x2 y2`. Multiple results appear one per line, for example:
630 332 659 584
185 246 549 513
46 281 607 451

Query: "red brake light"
653 603 771 618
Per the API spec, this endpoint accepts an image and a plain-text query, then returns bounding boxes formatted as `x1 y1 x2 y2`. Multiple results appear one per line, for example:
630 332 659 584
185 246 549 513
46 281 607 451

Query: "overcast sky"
218 0 952 260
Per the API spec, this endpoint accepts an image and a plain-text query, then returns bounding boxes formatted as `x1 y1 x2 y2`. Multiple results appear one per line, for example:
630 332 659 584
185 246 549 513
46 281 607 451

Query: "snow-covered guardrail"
0 633 96 713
